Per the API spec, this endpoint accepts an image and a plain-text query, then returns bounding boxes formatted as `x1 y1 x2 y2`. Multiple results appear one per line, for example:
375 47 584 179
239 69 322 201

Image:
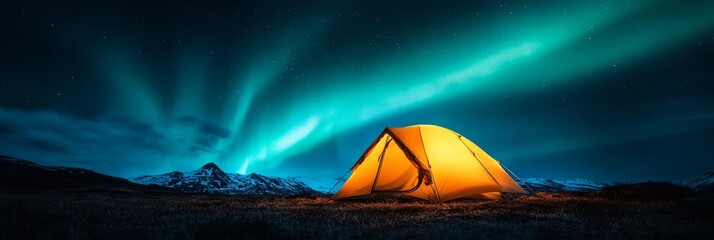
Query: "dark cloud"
175 116 231 153
0 108 174 176
26 139 70 154
0 122 14 135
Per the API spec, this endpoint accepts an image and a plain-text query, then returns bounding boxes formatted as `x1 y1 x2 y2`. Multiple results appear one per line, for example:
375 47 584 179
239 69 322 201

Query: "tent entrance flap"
372 138 422 193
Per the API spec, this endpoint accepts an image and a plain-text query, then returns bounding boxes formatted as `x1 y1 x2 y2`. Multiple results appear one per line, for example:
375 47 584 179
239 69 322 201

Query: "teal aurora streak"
3 1 712 180
102 1 713 175
223 2 710 175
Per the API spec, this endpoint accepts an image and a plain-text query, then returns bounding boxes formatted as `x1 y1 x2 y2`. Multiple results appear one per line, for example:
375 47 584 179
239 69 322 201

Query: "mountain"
0 155 168 192
0 154 608 195
688 171 714 191
132 162 320 196
289 176 346 194
519 177 605 192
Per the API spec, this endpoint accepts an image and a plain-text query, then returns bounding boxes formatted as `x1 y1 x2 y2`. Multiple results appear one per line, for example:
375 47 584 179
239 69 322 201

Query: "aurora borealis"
1 1 713 182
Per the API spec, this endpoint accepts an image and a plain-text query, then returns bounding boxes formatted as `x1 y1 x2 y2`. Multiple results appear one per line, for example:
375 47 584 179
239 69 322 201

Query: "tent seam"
418 126 442 203
455 134 509 196
370 135 424 194
370 138 391 193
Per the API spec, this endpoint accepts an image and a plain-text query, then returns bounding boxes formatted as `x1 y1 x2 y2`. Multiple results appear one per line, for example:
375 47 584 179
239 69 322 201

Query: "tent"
332 124 527 203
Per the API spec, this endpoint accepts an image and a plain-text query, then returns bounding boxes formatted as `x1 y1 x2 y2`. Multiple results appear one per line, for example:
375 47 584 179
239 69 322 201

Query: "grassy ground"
0 190 712 239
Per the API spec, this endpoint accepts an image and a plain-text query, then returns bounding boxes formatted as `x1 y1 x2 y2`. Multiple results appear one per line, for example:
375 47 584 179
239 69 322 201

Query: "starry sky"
1 0 713 183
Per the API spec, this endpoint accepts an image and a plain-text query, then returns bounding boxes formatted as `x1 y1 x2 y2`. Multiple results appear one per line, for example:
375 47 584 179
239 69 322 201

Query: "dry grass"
0 190 712 239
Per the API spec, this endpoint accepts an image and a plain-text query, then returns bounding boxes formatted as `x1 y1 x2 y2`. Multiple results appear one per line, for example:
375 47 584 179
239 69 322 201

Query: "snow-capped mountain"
132 162 319 196
688 171 714 191
519 177 605 192
289 176 346 194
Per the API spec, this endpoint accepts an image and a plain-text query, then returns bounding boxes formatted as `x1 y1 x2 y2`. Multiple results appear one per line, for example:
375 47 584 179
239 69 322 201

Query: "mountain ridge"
0 155 170 192
132 162 320 196
3 155 713 196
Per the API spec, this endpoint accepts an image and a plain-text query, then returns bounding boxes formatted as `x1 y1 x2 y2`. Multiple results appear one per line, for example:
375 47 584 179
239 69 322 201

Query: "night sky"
1 1 713 183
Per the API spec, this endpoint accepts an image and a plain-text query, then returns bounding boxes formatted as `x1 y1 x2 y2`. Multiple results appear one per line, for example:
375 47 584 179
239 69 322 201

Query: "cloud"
0 108 236 177
0 108 174 176
175 116 231 153
26 139 70 154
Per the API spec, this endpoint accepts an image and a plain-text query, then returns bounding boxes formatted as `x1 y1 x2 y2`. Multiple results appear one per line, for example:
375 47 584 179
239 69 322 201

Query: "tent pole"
502 164 535 194
455 135 509 195
417 126 441 203
327 169 352 197
370 139 391 193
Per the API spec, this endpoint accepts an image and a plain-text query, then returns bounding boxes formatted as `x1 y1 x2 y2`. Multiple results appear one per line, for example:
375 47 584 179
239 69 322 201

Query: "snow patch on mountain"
520 177 605 192
289 177 346 194
132 162 319 196
688 171 714 191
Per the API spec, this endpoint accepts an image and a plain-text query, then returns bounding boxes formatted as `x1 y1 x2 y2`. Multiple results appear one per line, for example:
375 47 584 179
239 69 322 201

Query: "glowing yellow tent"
332 124 526 203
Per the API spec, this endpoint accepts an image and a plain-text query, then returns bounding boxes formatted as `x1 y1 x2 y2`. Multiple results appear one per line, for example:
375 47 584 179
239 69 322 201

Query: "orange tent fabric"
332 125 526 203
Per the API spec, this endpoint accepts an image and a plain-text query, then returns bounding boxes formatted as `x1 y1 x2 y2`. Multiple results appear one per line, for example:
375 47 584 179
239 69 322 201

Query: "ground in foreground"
0 190 712 239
